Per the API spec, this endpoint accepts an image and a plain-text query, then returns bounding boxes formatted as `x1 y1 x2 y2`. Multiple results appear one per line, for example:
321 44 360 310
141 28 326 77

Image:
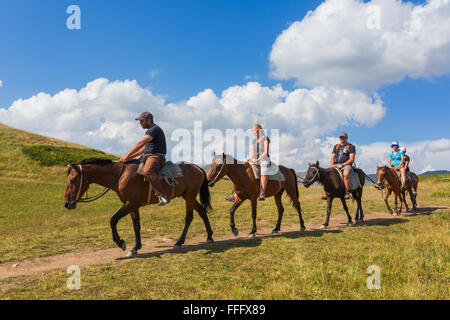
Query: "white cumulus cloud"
1 78 388 170
270 0 450 91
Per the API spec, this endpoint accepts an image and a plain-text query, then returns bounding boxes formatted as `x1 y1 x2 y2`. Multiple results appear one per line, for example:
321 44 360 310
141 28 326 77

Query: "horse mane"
79 158 115 166
67 158 117 175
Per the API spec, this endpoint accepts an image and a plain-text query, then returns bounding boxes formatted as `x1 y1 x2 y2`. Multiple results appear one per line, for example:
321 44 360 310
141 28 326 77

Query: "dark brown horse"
302 161 365 228
63 158 213 256
207 153 305 237
376 165 418 215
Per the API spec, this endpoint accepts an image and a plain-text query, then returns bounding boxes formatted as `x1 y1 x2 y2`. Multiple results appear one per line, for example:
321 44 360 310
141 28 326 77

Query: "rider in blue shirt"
388 141 406 190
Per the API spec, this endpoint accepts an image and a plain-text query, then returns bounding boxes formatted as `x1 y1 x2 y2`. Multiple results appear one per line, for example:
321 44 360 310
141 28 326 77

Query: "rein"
300 167 320 185
209 161 228 185
76 163 125 203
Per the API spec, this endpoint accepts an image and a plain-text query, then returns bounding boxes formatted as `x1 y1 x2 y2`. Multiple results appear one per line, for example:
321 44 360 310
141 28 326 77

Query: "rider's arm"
388 157 393 168
343 153 355 166
398 155 405 169
121 136 152 162
256 139 270 161
330 153 336 167
128 145 145 159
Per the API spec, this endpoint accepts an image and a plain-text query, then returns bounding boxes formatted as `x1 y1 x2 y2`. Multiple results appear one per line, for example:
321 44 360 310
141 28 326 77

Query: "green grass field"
0 124 448 299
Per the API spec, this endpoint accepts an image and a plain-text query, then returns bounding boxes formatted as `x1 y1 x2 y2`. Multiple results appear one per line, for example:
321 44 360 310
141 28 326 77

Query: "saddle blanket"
249 163 286 182
137 160 183 181
334 167 361 191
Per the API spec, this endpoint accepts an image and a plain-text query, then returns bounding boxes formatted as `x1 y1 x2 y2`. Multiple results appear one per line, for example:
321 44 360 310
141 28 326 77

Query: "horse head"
303 161 320 188
207 152 228 187
64 164 89 209
375 165 387 190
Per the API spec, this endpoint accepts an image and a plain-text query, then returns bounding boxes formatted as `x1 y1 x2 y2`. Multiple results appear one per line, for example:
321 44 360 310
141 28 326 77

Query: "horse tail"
290 168 299 201
199 167 212 212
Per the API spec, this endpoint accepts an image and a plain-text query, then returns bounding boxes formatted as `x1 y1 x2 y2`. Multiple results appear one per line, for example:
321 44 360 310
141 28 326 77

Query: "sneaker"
258 193 265 201
344 192 351 200
320 194 327 200
225 195 235 202
158 197 170 206
412 190 417 196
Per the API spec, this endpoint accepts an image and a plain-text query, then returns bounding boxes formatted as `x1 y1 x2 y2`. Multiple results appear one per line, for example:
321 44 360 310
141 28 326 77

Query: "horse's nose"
208 180 215 187
64 202 68 208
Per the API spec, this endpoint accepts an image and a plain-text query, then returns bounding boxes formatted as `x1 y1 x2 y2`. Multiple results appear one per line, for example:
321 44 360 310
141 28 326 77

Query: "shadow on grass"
118 206 444 261
118 228 344 261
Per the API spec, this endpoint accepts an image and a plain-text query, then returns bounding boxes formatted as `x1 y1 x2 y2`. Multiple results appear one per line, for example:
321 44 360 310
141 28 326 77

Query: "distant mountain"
419 170 450 176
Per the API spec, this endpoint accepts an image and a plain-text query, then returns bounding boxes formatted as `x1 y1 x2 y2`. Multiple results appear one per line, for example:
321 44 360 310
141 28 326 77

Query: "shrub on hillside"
21 145 119 166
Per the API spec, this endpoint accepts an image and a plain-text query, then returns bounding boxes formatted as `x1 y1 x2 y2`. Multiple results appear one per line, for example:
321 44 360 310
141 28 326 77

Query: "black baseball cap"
135 112 153 121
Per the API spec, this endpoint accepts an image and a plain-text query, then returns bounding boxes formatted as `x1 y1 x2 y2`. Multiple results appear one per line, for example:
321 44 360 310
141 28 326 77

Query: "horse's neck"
85 165 120 188
385 169 399 186
318 167 341 190
226 163 253 189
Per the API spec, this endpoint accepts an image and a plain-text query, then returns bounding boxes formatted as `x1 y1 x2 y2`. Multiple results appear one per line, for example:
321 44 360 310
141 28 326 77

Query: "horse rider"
224 124 271 202
388 141 406 191
400 147 417 196
120 112 170 206
247 124 272 201
327 132 356 200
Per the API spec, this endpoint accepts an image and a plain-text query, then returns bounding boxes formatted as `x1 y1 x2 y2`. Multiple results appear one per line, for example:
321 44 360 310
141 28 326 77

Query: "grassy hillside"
0 123 118 181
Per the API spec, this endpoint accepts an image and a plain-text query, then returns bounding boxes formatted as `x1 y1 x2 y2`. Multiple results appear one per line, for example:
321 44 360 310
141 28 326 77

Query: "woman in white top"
247 124 271 200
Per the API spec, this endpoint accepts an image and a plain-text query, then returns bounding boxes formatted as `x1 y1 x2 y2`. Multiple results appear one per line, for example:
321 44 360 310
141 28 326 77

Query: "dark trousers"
143 154 167 198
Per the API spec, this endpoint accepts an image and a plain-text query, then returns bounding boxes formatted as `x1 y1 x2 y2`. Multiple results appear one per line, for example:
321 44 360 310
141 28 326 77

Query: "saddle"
137 159 183 204
249 162 286 182
333 167 361 191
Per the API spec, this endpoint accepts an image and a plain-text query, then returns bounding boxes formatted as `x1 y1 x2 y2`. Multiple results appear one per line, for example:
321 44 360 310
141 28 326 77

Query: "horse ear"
213 151 216 156
315 160 319 167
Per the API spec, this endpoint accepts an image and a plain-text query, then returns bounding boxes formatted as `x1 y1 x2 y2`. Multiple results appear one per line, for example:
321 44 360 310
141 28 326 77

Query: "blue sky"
0 0 449 171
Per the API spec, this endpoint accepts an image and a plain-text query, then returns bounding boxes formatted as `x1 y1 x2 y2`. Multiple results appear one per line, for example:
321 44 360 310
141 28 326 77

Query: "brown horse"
207 153 305 237
303 161 365 228
63 158 213 256
376 165 418 215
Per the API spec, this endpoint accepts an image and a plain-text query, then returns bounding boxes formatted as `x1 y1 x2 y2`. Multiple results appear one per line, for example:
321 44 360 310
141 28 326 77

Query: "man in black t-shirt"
120 112 170 206
330 132 355 199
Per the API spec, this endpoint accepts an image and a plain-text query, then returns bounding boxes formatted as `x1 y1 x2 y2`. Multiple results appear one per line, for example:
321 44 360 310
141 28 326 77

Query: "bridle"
302 166 320 185
73 163 125 203
209 159 228 186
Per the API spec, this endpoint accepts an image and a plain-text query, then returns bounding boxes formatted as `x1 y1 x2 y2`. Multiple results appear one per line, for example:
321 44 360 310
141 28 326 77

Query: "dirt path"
0 206 446 286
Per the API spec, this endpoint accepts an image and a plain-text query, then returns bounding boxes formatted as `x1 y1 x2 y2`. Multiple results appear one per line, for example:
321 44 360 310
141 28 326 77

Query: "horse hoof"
126 249 137 257
248 233 256 238
347 222 354 226
320 225 327 229
393 212 399 217
272 230 280 234
174 244 182 249
300 226 306 233
119 240 126 251
231 228 239 236
206 238 214 243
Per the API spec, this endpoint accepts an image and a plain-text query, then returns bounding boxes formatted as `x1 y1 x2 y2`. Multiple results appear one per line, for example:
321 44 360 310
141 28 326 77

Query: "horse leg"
357 190 364 223
272 191 284 234
126 209 142 257
248 198 258 238
286 184 306 233
230 198 244 236
340 197 353 226
321 196 333 228
110 202 134 251
193 199 214 243
384 189 393 214
174 198 194 248
402 188 410 212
